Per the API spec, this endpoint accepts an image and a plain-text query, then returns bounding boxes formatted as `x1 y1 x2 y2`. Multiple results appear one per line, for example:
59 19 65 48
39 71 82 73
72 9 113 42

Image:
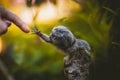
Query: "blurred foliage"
0 0 10 7
26 0 45 7
0 0 116 80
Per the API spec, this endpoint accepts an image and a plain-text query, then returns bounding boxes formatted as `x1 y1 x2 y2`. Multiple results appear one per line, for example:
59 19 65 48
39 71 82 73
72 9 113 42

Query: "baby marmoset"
32 25 91 63
32 25 92 80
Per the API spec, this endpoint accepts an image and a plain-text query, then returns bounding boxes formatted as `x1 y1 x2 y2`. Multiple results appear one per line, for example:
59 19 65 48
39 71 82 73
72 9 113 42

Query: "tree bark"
63 54 91 80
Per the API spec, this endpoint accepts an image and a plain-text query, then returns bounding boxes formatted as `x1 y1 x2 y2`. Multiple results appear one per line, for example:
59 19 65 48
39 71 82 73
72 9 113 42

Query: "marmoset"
32 25 92 80
32 25 91 62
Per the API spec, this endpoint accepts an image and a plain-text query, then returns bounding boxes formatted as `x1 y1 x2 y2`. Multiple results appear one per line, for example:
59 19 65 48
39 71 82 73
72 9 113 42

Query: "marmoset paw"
31 27 40 34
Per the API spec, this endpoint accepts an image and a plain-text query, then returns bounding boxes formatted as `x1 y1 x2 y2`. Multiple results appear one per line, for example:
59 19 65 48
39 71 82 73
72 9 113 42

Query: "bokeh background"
0 0 120 80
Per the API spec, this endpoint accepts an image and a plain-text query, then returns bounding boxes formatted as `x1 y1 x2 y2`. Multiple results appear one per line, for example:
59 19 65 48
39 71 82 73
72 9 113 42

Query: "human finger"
0 6 30 33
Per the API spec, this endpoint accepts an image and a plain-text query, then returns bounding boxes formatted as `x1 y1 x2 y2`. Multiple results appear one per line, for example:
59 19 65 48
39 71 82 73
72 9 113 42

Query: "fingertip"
24 27 30 33
25 29 30 33
22 24 30 33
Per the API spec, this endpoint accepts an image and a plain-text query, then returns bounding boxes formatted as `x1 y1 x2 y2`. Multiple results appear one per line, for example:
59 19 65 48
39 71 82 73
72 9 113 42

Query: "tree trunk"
63 55 91 80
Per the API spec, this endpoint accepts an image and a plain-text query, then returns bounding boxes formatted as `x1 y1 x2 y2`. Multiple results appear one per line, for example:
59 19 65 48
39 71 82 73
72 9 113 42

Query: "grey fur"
32 25 92 80
50 26 91 56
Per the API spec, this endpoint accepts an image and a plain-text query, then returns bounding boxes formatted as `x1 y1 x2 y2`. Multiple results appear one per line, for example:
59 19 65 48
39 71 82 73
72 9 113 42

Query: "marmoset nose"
60 34 64 37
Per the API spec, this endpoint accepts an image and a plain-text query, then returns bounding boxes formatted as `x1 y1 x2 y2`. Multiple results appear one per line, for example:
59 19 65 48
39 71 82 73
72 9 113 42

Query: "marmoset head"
50 25 75 49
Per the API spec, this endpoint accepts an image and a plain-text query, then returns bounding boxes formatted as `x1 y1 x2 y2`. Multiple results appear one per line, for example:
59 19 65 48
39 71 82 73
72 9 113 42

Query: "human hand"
0 6 30 35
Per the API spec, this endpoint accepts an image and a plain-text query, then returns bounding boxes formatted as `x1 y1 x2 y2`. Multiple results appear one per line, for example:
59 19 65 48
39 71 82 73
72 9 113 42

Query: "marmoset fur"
32 25 91 64
32 25 92 80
